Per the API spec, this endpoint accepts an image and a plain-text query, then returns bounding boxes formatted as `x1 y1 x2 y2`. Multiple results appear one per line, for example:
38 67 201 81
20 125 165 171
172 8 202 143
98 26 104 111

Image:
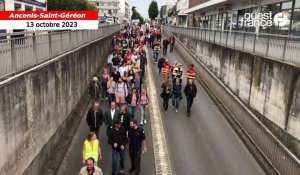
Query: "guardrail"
167 26 300 66
164 26 300 175
0 24 120 79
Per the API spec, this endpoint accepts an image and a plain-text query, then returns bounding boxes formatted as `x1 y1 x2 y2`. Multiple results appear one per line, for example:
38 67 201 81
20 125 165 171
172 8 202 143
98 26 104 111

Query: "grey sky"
128 0 165 19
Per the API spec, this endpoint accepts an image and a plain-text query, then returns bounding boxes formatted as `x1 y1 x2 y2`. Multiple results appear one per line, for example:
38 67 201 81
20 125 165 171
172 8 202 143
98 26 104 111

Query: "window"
292 0 300 35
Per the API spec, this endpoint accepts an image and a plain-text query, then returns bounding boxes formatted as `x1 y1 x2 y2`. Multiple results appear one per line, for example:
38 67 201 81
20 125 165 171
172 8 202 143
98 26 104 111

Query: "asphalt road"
58 43 265 175
147 44 266 175
57 97 155 175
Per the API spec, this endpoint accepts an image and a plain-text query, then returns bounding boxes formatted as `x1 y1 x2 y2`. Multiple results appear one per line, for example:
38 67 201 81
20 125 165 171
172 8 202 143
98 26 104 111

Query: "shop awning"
185 0 227 14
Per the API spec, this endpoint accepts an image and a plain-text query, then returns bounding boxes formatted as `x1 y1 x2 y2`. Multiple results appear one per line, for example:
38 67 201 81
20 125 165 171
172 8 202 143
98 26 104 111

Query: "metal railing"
167 26 300 66
0 24 120 79
164 26 300 175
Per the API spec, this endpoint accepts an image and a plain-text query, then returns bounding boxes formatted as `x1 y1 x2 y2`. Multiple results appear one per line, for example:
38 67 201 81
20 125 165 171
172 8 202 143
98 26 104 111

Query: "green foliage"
131 8 144 24
47 0 97 10
148 0 158 20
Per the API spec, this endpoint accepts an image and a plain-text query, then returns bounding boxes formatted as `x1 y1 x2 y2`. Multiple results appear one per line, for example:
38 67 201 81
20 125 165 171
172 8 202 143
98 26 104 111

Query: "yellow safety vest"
84 139 99 161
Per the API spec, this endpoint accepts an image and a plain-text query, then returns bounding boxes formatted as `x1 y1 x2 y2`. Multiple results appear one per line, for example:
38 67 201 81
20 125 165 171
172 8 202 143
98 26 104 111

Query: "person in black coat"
184 79 197 117
157 57 165 75
118 105 132 131
86 102 104 138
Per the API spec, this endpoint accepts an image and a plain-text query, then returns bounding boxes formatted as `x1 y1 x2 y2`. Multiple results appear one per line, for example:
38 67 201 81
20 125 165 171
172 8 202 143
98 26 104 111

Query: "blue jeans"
128 106 136 118
153 52 159 62
172 95 180 109
112 149 125 175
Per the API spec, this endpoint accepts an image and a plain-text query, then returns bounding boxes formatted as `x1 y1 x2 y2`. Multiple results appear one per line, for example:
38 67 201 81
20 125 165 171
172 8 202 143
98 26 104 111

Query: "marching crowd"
79 22 198 175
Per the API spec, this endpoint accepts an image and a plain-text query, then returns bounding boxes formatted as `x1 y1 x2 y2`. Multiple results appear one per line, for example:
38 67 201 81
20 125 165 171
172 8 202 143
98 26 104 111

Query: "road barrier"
167 26 300 66
0 24 120 79
164 26 300 175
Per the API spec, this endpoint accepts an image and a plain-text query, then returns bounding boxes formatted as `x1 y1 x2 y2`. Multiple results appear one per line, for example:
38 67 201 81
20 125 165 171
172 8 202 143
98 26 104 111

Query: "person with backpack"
115 78 128 107
139 88 150 125
161 80 172 113
184 79 197 117
90 77 101 102
127 88 139 119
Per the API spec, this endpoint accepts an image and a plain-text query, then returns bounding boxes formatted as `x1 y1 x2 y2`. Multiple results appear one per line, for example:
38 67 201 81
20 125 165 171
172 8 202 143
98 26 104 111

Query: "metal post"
266 35 270 57
48 32 52 58
32 35 37 64
233 32 236 48
242 33 246 51
253 33 257 54
60 32 63 52
214 30 216 43
11 39 16 72
226 31 229 46
76 30 79 47
282 37 288 61
69 31 72 50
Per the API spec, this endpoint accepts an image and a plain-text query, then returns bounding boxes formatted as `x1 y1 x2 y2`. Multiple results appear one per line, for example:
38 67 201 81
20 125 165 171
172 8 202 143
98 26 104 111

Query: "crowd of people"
81 23 150 175
80 22 198 175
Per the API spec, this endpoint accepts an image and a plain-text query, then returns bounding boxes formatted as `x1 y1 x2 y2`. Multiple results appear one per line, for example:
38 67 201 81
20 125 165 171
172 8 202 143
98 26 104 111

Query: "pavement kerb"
144 46 173 175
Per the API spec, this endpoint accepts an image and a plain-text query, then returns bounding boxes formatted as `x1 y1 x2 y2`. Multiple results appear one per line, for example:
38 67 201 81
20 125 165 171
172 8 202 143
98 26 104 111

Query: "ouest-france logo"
240 11 289 27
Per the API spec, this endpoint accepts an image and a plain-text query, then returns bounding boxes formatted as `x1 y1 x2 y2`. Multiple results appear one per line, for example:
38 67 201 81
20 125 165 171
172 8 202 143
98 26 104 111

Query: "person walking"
139 88 150 125
104 102 121 141
90 77 101 102
100 69 110 101
161 80 172 113
162 36 169 55
82 132 102 166
86 102 103 139
133 73 143 94
157 56 165 75
172 79 182 113
127 88 139 118
109 120 128 175
128 119 147 175
153 44 160 63
79 157 103 175
118 105 132 131
161 59 171 82
107 77 116 105
184 79 197 117
169 35 175 52
115 78 128 107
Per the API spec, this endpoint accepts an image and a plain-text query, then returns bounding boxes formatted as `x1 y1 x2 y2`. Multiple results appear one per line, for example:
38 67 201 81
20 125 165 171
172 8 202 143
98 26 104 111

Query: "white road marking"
144 46 172 175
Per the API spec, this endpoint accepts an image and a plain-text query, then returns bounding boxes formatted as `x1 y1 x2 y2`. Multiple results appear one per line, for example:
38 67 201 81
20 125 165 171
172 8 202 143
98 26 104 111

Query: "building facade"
174 0 189 26
1 0 46 11
186 0 300 36
0 0 46 34
91 0 131 24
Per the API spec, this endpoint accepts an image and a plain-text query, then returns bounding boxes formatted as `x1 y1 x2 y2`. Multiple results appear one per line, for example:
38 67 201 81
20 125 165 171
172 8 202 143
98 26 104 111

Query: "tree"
148 0 158 20
47 0 97 10
131 7 144 24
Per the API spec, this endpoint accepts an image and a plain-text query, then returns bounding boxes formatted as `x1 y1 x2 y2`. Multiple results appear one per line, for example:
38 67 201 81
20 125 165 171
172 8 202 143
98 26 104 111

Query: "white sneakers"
175 109 178 113
144 119 147 124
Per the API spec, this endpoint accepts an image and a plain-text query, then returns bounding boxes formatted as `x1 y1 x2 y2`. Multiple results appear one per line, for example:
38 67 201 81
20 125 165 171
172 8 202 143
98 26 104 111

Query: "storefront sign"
240 11 288 27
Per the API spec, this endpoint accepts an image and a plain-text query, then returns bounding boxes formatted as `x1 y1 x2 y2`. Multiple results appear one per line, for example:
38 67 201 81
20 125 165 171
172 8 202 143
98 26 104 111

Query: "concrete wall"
0 33 116 175
174 33 300 158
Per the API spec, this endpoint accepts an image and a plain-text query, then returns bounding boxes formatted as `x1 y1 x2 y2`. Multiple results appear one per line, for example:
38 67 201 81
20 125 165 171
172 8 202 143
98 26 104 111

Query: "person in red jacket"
161 59 171 82
187 64 196 80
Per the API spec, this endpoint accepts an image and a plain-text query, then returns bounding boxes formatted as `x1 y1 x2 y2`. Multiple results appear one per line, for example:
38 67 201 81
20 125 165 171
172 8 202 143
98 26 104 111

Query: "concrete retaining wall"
0 33 116 175
174 33 300 158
